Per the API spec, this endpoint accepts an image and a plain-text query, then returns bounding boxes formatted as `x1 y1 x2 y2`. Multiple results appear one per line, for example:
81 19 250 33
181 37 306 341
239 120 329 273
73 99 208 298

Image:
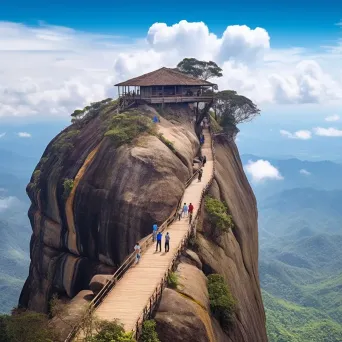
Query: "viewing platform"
115 67 217 105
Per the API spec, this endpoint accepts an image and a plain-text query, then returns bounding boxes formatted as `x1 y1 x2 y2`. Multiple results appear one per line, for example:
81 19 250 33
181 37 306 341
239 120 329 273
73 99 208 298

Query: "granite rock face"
19 100 267 341
19 103 198 312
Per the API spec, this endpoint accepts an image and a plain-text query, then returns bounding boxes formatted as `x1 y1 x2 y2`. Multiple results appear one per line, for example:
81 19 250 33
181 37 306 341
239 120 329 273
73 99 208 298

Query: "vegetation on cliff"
204 196 234 237
105 112 154 147
207 274 236 331
140 320 160 342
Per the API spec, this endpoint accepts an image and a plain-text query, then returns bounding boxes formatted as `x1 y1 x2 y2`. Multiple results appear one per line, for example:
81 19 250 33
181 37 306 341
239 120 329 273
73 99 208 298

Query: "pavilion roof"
115 67 215 87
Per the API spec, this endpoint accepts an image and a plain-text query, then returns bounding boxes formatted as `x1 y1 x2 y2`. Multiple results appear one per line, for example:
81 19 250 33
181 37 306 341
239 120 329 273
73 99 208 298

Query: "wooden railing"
64 120 216 342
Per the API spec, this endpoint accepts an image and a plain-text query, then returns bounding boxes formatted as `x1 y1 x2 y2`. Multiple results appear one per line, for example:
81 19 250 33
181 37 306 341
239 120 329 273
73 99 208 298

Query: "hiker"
182 203 188 217
156 232 162 252
153 115 159 123
165 232 170 252
203 155 207 167
134 242 141 264
198 168 203 182
188 203 194 224
152 223 158 242
178 207 182 221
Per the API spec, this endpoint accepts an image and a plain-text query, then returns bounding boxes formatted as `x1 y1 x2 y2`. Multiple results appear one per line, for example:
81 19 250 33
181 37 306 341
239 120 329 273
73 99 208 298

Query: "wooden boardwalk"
93 128 213 332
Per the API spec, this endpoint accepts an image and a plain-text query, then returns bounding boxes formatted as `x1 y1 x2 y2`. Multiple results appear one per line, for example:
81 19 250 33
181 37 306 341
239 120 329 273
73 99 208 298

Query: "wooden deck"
86 129 213 335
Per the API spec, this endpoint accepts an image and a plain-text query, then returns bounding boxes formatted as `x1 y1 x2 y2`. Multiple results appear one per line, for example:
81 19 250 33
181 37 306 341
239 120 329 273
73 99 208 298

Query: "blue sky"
1 0 342 46
0 0 342 169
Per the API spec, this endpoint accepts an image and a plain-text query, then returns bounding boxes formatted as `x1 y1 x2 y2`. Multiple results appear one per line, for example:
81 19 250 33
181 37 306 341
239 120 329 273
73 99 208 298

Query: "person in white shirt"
134 243 141 264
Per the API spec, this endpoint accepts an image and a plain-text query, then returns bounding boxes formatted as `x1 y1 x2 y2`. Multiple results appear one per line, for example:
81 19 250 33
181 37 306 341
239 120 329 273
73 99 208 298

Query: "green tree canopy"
215 90 260 126
176 58 223 80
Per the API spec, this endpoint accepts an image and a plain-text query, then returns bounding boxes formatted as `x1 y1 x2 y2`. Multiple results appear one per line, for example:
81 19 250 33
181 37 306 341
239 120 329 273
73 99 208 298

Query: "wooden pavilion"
115 67 216 104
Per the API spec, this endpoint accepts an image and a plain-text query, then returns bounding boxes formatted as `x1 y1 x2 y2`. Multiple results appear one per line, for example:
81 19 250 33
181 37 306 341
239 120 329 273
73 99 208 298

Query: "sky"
1 0 342 181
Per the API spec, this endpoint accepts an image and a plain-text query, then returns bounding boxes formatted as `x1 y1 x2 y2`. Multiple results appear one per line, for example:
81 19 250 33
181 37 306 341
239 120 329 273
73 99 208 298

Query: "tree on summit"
215 90 260 126
176 58 223 81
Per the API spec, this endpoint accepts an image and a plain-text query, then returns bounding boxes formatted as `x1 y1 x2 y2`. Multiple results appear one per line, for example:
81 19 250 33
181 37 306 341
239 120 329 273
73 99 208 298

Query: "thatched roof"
115 67 215 87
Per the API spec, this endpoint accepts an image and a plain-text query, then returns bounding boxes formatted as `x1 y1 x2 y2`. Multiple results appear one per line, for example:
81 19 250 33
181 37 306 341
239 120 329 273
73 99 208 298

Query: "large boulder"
89 275 112 295
19 103 198 313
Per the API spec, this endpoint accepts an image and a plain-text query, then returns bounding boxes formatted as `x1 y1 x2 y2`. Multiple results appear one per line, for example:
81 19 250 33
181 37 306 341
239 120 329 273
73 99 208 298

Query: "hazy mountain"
252 158 342 341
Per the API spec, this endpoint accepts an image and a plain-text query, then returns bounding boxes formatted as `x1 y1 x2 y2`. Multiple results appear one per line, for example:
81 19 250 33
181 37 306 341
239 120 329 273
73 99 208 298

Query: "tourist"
182 203 188 217
203 155 207 167
189 211 193 224
178 207 182 221
156 232 163 252
134 242 141 264
152 223 158 242
198 168 203 182
203 116 208 128
165 232 170 252
188 203 194 224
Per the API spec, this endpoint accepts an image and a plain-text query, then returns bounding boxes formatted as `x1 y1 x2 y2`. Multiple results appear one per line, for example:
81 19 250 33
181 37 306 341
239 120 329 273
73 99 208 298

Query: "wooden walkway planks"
93 128 213 332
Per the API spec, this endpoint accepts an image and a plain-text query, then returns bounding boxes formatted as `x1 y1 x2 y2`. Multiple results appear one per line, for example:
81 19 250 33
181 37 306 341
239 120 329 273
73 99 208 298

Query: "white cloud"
325 114 340 122
0 196 18 211
17 132 32 138
0 132 6 138
280 129 312 140
1 20 342 119
300 169 311 176
313 127 342 137
244 159 283 182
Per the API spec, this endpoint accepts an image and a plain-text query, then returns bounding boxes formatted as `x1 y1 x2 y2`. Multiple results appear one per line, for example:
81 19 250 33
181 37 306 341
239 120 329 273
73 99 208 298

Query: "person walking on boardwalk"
182 203 188 217
178 207 182 221
134 242 141 264
198 168 203 182
156 232 163 252
202 155 207 167
188 203 194 224
165 232 170 252
152 223 158 242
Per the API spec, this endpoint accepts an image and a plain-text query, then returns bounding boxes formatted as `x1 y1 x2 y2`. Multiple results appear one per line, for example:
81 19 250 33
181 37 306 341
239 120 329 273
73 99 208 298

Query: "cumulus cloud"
280 129 312 140
0 196 18 211
313 127 342 137
1 20 342 118
0 132 6 138
244 159 283 182
17 132 32 138
300 169 311 176
325 114 340 122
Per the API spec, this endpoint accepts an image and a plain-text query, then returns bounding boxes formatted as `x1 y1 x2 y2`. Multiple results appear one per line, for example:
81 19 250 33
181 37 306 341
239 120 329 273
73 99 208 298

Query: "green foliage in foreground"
140 320 160 342
105 113 154 147
207 274 236 331
89 320 136 342
167 272 179 289
204 196 234 235
0 310 59 342
263 290 342 342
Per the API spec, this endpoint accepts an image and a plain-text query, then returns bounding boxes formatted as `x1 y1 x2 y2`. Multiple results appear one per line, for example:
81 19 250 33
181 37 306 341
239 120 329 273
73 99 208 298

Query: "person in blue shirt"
156 232 163 252
152 223 158 242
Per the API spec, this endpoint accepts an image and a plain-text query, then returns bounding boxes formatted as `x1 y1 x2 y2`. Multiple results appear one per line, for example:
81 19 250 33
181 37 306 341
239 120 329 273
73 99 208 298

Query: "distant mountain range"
244 155 342 341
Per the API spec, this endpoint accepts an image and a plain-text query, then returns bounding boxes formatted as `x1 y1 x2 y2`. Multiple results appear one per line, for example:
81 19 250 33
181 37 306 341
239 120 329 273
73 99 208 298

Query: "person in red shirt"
188 203 194 224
